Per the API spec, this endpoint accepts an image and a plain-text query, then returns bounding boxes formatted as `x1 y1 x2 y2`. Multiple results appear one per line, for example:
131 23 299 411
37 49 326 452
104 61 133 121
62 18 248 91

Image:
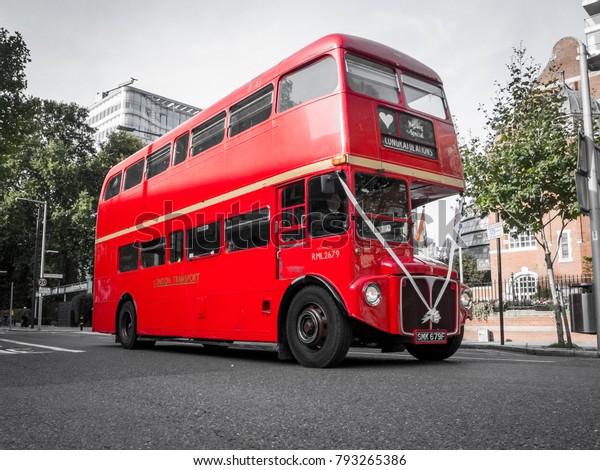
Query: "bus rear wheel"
117 300 153 349
404 327 464 361
286 286 352 368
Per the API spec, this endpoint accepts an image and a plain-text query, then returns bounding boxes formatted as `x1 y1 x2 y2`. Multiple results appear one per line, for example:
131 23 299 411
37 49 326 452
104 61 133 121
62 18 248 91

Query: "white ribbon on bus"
336 172 461 324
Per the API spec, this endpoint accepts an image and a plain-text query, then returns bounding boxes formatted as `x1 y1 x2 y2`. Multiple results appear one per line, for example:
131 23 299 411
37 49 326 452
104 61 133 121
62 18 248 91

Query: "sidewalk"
463 309 599 358
462 340 599 358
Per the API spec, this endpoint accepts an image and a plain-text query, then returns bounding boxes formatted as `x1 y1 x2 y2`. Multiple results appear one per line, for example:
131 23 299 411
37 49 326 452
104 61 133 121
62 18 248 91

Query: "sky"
1 0 588 142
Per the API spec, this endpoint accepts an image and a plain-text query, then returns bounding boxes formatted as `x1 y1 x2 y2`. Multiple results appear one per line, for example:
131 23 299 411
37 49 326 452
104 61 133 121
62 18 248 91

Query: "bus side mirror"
320 175 335 194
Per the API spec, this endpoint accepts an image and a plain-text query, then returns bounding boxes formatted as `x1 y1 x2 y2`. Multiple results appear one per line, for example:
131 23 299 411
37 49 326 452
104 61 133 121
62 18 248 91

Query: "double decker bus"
93 34 472 368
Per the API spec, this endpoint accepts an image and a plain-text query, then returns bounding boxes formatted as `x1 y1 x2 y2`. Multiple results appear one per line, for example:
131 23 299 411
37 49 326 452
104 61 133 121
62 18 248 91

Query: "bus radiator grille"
400 277 457 334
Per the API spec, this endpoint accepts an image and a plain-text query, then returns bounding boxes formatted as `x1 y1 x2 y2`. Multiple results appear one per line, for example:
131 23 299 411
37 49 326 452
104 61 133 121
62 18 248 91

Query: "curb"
462 342 599 358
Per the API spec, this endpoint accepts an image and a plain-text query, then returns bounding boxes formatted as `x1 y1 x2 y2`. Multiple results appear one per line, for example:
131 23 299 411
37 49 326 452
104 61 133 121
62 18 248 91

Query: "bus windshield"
354 172 409 243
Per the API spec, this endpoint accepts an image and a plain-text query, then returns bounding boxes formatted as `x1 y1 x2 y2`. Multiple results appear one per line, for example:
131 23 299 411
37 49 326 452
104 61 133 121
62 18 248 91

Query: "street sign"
38 278 47 287
477 258 491 271
43 273 63 279
486 222 504 240
38 287 51 295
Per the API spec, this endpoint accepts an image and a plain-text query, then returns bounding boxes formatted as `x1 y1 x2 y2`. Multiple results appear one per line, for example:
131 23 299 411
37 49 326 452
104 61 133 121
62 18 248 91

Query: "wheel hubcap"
297 305 327 348
121 311 132 340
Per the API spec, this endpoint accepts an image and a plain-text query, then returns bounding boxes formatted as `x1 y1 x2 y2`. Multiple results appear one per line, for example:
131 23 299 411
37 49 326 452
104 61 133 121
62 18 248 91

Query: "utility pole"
17 198 48 331
578 43 600 351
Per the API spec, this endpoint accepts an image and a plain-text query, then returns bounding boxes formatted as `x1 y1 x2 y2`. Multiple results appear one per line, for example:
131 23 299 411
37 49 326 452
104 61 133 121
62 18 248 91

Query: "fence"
469 275 593 310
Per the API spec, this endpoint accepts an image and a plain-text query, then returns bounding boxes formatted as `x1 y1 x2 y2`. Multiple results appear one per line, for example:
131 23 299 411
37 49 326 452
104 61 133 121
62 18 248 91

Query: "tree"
0 27 145 312
0 28 32 159
73 131 143 275
462 45 578 346
451 252 491 285
1 99 98 284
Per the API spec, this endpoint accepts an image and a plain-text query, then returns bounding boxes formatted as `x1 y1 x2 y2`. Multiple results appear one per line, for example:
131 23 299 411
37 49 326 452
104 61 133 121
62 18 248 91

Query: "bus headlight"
461 289 473 310
364 282 382 306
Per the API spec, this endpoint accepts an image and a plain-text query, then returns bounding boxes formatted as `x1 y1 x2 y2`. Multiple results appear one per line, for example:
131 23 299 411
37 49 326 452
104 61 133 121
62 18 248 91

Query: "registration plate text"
413 330 447 344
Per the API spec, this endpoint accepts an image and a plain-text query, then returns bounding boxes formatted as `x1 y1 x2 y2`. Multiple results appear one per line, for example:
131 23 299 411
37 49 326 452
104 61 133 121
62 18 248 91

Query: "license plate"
413 330 447 344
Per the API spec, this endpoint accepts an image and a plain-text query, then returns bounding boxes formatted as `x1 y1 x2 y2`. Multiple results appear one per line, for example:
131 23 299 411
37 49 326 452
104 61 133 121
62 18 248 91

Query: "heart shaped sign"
379 112 394 130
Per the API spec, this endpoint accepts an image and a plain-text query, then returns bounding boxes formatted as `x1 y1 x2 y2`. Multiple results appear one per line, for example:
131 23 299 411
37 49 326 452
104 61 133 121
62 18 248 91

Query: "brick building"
488 37 599 300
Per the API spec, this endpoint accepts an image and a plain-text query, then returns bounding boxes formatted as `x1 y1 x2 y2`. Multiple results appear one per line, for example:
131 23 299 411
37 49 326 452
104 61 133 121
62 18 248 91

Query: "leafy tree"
0 28 34 308
73 131 143 275
453 252 491 285
1 26 145 313
0 28 32 161
1 99 98 284
462 45 578 346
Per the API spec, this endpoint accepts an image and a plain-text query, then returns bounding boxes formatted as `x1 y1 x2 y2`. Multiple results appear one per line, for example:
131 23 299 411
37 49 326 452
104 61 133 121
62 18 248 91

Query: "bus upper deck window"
401 75 447 119
345 54 399 104
104 172 122 201
123 160 144 191
146 144 172 180
173 133 189 166
278 56 338 112
229 85 274 137
191 111 226 157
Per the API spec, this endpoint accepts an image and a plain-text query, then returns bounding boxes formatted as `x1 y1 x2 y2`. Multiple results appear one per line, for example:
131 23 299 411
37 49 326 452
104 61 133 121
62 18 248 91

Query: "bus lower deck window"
141 238 166 268
187 222 221 259
118 243 139 272
226 209 270 252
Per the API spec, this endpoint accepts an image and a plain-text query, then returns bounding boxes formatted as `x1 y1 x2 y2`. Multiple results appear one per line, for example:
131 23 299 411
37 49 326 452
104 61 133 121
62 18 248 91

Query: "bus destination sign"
381 135 437 159
378 107 437 159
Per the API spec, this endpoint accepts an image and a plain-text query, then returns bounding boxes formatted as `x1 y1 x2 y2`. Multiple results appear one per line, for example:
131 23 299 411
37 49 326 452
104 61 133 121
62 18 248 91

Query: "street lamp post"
17 198 47 331
0 270 12 329
116 124 162 138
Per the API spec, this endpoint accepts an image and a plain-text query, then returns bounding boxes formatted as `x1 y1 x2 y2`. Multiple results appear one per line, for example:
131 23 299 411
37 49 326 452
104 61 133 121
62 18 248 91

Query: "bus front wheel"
286 286 352 368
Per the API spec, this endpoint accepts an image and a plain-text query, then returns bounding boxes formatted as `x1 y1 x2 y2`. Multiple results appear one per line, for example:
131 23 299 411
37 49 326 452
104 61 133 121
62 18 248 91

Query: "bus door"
276 180 308 280
276 174 349 280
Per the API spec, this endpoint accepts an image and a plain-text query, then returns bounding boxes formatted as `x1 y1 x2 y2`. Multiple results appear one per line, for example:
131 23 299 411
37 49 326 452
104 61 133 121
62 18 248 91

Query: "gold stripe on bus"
95 155 465 245
346 155 465 189
95 160 334 245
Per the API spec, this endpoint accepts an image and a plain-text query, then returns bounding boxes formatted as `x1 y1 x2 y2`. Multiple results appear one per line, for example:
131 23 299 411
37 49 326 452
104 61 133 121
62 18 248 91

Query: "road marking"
348 350 555 363
452 354 555 363
0 338 85 353
0 348 49 355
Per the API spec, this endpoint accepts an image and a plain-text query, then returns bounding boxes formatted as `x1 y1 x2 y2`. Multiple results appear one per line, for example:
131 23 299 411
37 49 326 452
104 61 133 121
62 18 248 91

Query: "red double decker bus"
93 34 472 367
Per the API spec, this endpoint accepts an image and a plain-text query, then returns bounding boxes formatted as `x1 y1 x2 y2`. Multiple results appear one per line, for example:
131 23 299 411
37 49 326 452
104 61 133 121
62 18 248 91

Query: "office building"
87 82 201 146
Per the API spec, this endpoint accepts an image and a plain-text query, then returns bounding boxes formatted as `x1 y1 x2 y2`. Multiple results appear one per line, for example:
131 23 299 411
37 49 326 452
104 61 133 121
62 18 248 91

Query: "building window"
558 230 572 262
508 231 536 250
511 273 538 302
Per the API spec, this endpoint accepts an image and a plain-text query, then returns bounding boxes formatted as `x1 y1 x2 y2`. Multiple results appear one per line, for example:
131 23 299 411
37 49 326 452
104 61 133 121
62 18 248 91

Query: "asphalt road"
1 328 599 450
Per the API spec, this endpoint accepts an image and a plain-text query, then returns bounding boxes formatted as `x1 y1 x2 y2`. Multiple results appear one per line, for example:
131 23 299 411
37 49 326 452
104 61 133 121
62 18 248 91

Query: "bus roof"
107 34 443 176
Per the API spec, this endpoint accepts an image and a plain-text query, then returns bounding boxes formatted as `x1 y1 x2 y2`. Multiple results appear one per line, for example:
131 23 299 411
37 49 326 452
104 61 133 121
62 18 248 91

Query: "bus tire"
117 300 144 349
404 327 464 361
286 286 352 368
